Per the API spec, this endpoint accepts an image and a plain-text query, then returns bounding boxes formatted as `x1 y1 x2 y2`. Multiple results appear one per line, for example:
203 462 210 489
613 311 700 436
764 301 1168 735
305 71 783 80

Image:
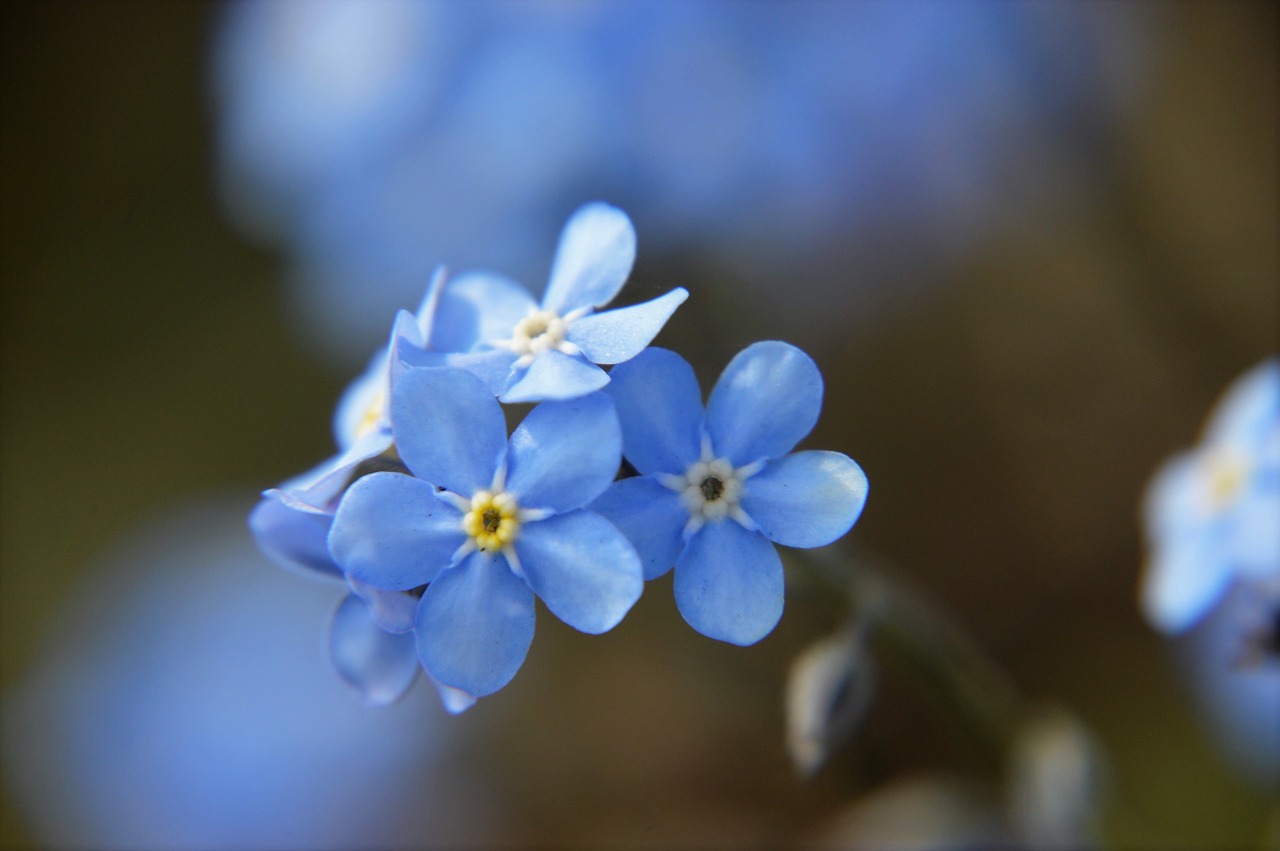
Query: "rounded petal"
591 476 688 580
605 347 704 476
541 202 637 314
429 270 538 352
1141 537 1234 633
742 451 868 548
500 349 609 404
414 553 536 697
391 366 506 493
1204 358 1279 448
333 348 388 450
566 288 689 365
347 576 418 634
675 521 784 646
515 510 643 634
329 593 420 707
505 393 621 513
248 493 343 582
706 341 823 466
328 472 466 591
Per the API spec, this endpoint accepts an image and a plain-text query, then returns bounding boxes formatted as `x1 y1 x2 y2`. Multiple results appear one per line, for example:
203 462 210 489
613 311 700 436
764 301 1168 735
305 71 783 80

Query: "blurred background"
1 1 1275 848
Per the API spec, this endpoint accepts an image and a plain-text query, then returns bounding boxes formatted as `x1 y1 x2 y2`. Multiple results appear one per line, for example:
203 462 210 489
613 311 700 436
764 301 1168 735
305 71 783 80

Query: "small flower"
591 343 868 645
404 202 688 403
1140 358 1280 634
328 366 644 697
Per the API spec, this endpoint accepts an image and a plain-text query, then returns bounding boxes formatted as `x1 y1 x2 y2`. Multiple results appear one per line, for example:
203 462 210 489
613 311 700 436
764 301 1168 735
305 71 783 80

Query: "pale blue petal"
348 576 418 634
742 451 868 548
566 288 689 365
412 265 448 346
429 269 537 352
415 553 536 697
516 511 643 634
541 202 637 314
505 393 621 513
329 593 420 707
1205 359 1279 448
399 348 518 397
332 348 389 450
675 521 784 646
1234 487 1280 577
328 472 466 591
500 349 609 404
591 476 688 580
391 366 506 493
706 341 824 466
605 347 704 476
248 493 343 582
433 681 477 714
1141 536 1234 633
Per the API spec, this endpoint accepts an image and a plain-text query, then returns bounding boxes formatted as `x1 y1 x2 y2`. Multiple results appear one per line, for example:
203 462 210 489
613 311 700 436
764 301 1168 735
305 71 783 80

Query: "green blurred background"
1 1 1276 847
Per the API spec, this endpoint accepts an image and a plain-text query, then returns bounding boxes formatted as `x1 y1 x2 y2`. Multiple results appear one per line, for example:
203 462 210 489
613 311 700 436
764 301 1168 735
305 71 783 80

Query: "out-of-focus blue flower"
329 366 644 698
1141 359 1280 634
212 0 1149 357
592 343 868 645
406 203 687 403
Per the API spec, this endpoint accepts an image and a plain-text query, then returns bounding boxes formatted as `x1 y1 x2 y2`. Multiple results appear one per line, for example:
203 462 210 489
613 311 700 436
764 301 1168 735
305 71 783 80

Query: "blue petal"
328 472 466 591
348 576 418 634
329 593 420 707
433 681 477 715
674 521 784 645
566 288 689 365
515 510 643 634
500 349 609 404
332 347 389 450
415 552 536 697
591 476 688 580
706 341 823 466
540 202 637 314
505 392 621 513
1204 358 1279 448
400 348 519 397
248 493 343 581
391 366 506 494
605 347 704 476
412 264 448 346
428 270 538 353
742 451 868 548
1141 536 1234 633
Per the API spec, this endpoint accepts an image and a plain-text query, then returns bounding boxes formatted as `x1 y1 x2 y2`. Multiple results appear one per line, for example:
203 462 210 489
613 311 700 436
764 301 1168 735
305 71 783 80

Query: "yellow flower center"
462 490 521 552
510 309 568 357
355 390 386 439
1203 449 1247 513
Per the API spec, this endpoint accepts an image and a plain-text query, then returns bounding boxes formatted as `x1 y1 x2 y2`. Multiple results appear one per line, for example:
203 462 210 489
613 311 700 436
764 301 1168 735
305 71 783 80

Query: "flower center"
700 475 725 502
355 390 386 439
666 456 755 526
462 489 521 552
510 309 568 358
1202 449 1247 514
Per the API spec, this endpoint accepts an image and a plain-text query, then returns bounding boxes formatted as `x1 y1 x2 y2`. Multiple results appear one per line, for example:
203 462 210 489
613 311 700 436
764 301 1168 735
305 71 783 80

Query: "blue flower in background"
1141 358 1280 634
329 366 644 697
592 343 868 645
405 203 687 403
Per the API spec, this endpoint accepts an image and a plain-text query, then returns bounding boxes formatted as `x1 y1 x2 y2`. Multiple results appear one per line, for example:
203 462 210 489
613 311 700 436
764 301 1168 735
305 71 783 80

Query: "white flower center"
499 307 589 367
660 436 762 536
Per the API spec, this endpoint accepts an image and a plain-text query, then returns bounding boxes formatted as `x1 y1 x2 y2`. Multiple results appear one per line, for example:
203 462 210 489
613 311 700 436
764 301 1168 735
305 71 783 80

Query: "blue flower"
591 343 868 645
1141 358 1280 634
328 366 644 697
404 202 687 403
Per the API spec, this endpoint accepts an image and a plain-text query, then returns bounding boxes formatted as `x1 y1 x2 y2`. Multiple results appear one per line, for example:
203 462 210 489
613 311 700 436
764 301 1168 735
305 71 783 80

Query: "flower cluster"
1140 358 1280 636
251 203 868 710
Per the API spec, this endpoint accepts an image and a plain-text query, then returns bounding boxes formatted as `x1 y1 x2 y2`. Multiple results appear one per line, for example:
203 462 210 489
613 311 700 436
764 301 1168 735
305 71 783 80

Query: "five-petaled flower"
592 343 869 645
328 366 644 697
405 202 687 403
1141 358 1280 634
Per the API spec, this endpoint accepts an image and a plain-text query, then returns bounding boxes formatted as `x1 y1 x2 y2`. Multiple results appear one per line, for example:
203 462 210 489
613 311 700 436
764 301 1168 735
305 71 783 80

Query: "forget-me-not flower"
404 202 687 403
1141 358 1280 634
328 365 644 697
592 343 868 645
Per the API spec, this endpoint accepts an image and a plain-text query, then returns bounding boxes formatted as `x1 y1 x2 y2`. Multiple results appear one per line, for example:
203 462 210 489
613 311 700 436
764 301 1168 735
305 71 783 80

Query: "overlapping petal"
348 576 418 634
500 349 609 404
566 288 688 365
516 511 643 634
401 348 519 397
541 202 637 314
675 520 784 646
391 366 506 493
606 347 704 476
742 450 868 548
591 476 688 580
505 392 621 512
429 270 538 353
329 593 420 706
248 493 343 581
706 341 823 466
329 472 465 590
415 553 536 697
1141 537 1234 634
